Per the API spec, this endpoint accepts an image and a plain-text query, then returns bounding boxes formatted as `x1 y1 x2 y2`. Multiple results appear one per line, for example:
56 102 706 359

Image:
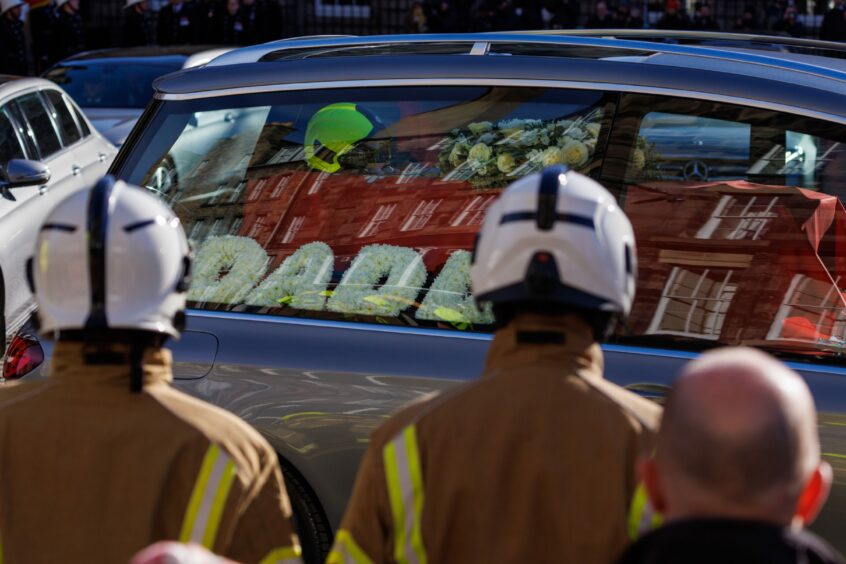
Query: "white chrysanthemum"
585 123 601 137
556 119 574 129
328 244 426 316
566 127 588 141
189 235 269 305
468 121 493 135
417 250 494 325
245 242 334 310
561 140 590 168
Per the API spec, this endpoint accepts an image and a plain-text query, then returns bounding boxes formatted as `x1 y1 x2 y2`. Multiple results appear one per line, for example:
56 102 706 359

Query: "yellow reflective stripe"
383 439 405 562
179 444 238 549
327 530 374 564
0 528 4 564
628 483 663 540
383 425 427 564
259 545 302 564
404 427 425 564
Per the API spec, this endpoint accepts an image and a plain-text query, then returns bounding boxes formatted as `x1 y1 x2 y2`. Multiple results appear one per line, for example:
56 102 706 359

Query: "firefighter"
122 0 151 47
328 165 662 564
0 177 302 563
0 0 28 76
53 0 85 61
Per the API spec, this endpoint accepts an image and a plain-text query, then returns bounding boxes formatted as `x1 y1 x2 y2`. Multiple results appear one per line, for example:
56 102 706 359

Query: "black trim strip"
500 211 594 229
537 165 566 231
124 219 157 233
85 176 115 329
41 223 77 233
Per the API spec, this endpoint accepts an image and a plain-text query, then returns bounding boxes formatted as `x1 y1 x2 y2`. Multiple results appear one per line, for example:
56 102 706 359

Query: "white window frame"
768 274 846 343
358 204 396 238
647 266 736 340
401 199 442 232
696 195 779 241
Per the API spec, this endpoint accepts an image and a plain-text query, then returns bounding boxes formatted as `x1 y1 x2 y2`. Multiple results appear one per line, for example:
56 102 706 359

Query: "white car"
0 76 116 343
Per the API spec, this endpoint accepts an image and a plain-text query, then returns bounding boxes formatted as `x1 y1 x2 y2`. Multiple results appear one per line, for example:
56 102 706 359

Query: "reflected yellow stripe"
822 452 846 459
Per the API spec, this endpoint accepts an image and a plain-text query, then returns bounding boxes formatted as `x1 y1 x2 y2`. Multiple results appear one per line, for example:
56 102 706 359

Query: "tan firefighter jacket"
328 314 662 564
0 341 301 564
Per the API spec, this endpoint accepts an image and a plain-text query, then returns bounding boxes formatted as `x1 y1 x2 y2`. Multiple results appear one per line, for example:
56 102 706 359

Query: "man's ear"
793 461 833 528
640 457 667 513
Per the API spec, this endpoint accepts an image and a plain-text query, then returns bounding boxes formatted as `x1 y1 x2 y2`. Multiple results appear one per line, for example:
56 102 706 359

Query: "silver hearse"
9 32 846 561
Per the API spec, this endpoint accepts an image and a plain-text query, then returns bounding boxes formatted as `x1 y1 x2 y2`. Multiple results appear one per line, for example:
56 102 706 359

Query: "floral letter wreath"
328 244 426 317
416 250 494 325
245 242 334 310
189 235 269 305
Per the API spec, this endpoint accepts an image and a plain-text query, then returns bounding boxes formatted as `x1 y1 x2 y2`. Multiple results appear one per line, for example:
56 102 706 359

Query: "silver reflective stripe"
180 445 237 549
384 426 426 564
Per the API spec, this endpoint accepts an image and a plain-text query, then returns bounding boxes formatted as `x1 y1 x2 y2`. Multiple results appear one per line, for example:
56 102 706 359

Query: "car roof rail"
532 29 846 58
206 33 846 84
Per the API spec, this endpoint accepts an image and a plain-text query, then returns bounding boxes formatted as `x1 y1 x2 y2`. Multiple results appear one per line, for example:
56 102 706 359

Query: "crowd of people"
0 165 842 563
3 0 846 78
407 0 846 40
0 0 284 77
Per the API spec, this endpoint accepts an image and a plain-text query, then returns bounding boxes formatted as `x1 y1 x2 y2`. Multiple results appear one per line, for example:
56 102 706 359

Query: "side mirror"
2 159 51 189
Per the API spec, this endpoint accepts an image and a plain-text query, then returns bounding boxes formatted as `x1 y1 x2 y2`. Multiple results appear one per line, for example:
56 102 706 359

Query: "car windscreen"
44 61 182 109
119 86 613 333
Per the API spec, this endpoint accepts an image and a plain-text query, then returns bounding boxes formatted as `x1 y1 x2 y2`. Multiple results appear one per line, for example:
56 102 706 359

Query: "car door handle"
72 165 82 176
624 383 671 404
98 152 108 162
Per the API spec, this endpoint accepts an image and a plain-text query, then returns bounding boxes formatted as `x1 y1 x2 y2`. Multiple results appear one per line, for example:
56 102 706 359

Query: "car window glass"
44 62 181 110
603 93 846 364
0 108 26 168
70 103 90 137
44 90 82 146
16 93 62 158
121 86 615 332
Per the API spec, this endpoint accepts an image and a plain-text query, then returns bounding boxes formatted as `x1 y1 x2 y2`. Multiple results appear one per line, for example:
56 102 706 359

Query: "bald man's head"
655 347 822 524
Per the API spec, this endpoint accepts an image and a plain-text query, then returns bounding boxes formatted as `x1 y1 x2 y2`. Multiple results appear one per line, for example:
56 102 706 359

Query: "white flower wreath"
245 241 334 310
189 235 269 305
328 244 426 317
417 250 494 326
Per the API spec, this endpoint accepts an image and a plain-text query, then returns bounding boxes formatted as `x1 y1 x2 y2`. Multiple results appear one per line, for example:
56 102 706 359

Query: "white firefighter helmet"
55 0 70 7
124 0 144 8
471 165 636 317
0 0 25 14
29 176 191 338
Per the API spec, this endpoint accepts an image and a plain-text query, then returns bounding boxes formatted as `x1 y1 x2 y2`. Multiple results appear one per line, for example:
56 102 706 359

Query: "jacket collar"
50 341 173 388
484 313 604 379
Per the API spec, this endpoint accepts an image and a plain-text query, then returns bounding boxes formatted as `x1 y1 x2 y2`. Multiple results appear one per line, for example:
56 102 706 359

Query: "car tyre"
280 457 332 563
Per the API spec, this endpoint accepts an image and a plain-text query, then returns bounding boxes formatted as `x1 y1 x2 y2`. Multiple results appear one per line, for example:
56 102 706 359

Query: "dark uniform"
618 519 846 564
122 6 151 47
194 0 222 44
53 5 86 62
220 8 245 46
157 1 197 46
30 4 57 73
0 12 28 75
241 0 282 45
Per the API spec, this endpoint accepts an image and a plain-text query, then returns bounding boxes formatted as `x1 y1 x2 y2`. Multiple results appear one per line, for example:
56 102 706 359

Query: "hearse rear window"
122 86 613 332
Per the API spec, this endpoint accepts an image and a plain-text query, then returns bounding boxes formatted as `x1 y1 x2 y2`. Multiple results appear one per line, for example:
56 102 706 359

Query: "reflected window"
648 267 737 339
769 274 846 346
696 195 779 240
